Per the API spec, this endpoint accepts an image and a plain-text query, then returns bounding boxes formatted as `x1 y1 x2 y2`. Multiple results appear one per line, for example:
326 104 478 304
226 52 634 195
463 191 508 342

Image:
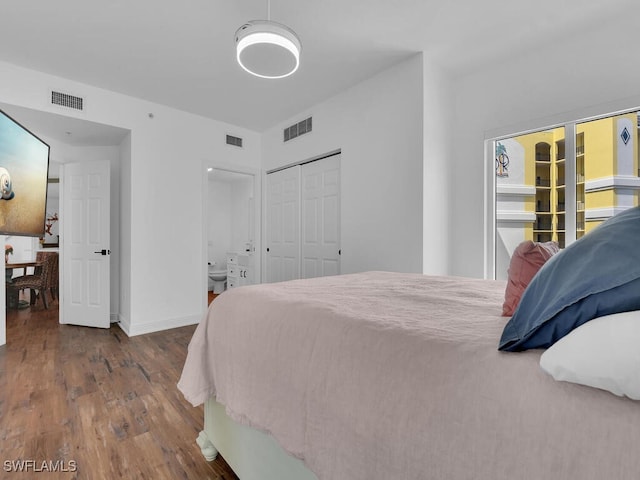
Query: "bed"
178 268 640 480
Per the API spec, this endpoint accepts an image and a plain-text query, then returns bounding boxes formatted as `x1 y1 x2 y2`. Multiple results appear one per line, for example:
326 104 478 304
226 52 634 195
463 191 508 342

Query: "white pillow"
540 310 640 400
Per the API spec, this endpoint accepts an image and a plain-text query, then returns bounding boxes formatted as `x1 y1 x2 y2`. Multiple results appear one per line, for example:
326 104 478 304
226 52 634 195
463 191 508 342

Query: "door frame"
201 161 261 307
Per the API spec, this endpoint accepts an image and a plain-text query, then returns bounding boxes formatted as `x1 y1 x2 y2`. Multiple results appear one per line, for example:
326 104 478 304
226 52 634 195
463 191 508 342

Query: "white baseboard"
117 312 201 337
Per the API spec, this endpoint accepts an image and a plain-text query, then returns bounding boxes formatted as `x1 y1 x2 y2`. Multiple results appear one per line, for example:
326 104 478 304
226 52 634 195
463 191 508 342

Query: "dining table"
6 261 43 276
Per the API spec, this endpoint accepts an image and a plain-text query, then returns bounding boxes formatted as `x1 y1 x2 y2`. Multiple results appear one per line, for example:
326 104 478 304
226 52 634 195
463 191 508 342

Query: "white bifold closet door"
300 155 340 278
266 164 301 283
266 154 341 283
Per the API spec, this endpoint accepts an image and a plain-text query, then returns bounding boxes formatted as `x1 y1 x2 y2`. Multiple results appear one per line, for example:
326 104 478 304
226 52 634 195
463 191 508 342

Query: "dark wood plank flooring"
0 291 238 479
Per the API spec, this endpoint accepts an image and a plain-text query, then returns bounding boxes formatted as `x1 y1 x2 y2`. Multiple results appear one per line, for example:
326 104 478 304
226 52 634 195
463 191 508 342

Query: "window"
494 112 640 279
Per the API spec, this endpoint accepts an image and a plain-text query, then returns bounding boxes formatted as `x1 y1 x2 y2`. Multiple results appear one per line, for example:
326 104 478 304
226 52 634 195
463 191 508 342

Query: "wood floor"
207 291 219 305
0 292 238 480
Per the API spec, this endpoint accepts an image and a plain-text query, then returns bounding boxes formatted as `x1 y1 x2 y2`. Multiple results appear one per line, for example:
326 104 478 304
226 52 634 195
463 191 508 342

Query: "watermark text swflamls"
4 459 78 473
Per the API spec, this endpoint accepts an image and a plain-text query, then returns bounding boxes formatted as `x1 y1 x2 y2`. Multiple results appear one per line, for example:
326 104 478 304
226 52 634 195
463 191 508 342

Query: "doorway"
0 102 129 346
205 167 260 303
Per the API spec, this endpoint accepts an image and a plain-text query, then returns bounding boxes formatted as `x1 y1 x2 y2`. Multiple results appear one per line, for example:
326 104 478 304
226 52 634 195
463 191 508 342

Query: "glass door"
575 112 640 236
494 111 640 279
494 127 565 279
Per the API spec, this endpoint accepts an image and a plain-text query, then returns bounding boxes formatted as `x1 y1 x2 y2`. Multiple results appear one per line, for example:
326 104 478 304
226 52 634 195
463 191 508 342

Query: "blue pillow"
499 206 640 352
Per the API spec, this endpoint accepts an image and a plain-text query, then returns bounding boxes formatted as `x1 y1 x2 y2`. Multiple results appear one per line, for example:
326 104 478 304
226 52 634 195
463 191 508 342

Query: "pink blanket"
178 272 640 480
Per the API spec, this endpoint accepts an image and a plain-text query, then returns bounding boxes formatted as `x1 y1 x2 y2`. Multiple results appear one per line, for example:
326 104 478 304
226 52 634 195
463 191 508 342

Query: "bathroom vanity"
226 252 253 289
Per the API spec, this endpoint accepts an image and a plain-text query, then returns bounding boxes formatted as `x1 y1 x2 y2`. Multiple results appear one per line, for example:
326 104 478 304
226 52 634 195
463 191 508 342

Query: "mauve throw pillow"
502 240 560 316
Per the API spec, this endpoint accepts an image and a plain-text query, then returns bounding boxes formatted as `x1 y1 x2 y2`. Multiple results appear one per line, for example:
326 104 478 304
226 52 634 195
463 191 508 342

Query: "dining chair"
45 251 59 300
9 252 57 309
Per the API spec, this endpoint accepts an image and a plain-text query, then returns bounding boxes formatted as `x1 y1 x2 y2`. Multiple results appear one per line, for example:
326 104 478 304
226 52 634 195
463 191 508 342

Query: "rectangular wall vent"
226 134 243 148
284 116 312 142
51 91 84 111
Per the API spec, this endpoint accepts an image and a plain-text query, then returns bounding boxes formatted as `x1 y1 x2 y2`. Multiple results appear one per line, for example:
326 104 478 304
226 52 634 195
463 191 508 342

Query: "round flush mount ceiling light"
235 20 301 79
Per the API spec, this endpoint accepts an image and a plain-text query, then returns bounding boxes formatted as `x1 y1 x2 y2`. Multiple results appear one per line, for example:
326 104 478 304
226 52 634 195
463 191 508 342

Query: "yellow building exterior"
510 113 639 247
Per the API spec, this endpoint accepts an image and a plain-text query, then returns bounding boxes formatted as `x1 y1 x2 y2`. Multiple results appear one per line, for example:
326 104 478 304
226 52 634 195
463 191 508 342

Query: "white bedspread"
178 272 640 480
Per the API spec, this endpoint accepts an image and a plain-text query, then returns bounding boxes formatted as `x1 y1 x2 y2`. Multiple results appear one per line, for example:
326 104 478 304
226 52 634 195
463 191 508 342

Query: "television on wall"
0 108 50 236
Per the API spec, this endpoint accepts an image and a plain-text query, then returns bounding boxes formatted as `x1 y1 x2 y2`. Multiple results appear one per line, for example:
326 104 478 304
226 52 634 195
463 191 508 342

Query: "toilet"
208 262 227 293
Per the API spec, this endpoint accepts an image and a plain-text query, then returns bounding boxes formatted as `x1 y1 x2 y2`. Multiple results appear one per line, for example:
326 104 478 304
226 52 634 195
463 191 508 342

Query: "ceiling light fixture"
235 0 301 79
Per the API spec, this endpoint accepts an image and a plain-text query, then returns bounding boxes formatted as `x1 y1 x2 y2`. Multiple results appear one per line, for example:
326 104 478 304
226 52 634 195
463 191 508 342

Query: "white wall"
422 59 451 275
450 20 640 279
125 109 259 336
262 54 425 275
0 235 5 344
207 175 253 274
230 177 253 252
0 60 261 337
119 133 132 327
43 195 60 243
4 236 36 265
208 180 233 267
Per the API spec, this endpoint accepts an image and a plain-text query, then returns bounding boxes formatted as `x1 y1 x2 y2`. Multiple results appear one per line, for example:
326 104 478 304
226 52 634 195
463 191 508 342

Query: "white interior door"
266 166 300 282
60 160 110 328
301 155 341 278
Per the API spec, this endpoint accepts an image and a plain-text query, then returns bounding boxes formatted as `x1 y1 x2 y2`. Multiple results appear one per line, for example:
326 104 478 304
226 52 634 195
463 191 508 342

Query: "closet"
265 153 341 283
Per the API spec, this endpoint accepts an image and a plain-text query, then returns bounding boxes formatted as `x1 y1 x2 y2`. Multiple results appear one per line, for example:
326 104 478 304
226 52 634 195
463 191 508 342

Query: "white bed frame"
197 398 318 480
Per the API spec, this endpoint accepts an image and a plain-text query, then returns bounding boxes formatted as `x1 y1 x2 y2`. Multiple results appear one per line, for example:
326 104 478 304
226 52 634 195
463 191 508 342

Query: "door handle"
94 249 111 255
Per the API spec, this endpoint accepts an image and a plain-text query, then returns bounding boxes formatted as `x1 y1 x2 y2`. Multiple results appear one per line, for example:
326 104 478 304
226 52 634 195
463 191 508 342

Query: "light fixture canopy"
235 20 301 79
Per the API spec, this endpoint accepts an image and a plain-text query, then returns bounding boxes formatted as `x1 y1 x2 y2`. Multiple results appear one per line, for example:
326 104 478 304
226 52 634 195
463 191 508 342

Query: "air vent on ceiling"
51 90 84 111
284 116 312 142
226 134 243 148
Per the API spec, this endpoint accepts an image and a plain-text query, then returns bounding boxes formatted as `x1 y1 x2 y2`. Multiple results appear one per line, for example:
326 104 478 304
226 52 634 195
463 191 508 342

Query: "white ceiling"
0 102 130 147
0 0 636 136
